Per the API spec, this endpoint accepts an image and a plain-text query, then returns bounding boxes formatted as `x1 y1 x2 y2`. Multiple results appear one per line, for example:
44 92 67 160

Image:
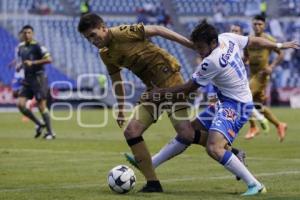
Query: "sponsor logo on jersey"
219 40 235 68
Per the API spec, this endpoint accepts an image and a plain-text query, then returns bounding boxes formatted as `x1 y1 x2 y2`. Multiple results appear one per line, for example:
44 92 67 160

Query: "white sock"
252 108 265 122
223 152 261 187
152 137 190 168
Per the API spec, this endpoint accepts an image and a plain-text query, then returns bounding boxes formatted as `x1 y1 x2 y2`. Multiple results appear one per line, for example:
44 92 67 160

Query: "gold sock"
262 106 280 127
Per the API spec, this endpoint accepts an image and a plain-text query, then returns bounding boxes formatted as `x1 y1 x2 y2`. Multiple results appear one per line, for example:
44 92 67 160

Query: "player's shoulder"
18 41 26 48
219 32 240 40
201 56 218 69
109 23 145 39
99 48 110 59
30 40 39 46
219 32 235 38
263 33 276 42
110 24 140 33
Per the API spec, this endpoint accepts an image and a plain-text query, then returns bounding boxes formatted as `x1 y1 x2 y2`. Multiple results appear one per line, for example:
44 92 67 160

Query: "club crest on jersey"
222 108 237 121
219 40 235 68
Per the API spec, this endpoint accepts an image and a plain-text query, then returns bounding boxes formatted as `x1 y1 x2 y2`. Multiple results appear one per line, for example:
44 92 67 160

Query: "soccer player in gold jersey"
78 13 197 192
244 15 287 141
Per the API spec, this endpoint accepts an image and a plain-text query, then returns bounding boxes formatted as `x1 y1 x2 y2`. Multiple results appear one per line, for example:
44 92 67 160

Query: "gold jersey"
247 33 277 75
99 23 180 87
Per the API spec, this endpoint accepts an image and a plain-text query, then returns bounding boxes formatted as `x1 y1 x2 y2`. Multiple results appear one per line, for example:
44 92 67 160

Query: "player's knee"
37 103 46 112
174 122 194 142
205 141 222 159
123 121 144 139
17 100 26 109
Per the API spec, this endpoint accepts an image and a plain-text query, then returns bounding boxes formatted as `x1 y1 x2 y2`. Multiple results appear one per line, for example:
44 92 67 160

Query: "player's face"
252 20 265 35
194 41 215 58
84 26 109 48
23 29 33 42
230 25 242 35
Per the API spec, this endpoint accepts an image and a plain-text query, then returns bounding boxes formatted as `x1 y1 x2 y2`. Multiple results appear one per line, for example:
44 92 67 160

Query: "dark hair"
78 13 105 33
22 25 34 32
190 20 218 45
253 15 266 22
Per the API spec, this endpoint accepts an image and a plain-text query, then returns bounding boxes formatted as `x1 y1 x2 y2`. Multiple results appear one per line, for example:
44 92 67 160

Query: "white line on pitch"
1 170 300 192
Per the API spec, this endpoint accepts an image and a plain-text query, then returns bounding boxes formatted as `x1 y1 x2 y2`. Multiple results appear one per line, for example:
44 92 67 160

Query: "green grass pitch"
1 108 300 200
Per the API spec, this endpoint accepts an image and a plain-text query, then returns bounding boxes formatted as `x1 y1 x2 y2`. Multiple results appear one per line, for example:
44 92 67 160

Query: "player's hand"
282 40 300 49
23 60 33 67
260 66 273 76
116 111 126 128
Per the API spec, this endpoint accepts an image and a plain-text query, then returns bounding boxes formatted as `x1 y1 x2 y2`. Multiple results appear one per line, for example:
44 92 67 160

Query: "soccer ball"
107 165 136 194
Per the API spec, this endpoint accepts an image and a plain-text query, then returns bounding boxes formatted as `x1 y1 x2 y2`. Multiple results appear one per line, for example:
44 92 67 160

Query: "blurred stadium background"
0 0 300 108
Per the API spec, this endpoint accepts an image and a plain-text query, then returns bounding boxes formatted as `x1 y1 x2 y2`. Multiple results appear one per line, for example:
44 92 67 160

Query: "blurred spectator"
213 2 224 24
269 18 284 41
136 3 171 26
136 8 149 24
80 0 91 16
143 3 155 16
260 0 267 18
245 0 261 16
29 2 52 15
156 5 171 26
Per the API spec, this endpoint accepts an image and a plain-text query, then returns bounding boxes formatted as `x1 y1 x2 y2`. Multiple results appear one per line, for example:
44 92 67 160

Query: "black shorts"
19 74 48 101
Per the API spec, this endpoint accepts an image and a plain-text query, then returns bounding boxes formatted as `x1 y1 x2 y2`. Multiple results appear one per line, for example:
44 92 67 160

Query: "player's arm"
269 48 284 69
23 47 52 67
110 71 126 128
247 37 299 50
27 56 52 65
144 25 194 49
243 49 249 65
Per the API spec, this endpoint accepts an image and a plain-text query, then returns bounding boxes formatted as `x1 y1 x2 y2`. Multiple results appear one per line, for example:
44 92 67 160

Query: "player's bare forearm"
248 37 300 50
144 25 194 49
110 72 125 111
110 71 126 127
270 50 284 68
34 57 52 65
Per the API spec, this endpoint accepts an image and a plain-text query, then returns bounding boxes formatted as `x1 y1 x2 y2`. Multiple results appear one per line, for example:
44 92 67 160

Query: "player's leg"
12 78 29 122
151 108 193 168
253 75 286 141
206 102 265 195
191 117 247 180
151 102 247 171
205 131 265 196
37 99 55 139
252 107 269 133
261 106 287 142
34 74 54 139
17 86 44 128
148 72 193 168
124 104 162 192
245 77 261 139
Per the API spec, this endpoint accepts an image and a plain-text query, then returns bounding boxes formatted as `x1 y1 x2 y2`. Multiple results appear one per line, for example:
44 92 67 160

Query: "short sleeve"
224 33 249 50
192 58 219 87
40 45 51 58
110 23 145 42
